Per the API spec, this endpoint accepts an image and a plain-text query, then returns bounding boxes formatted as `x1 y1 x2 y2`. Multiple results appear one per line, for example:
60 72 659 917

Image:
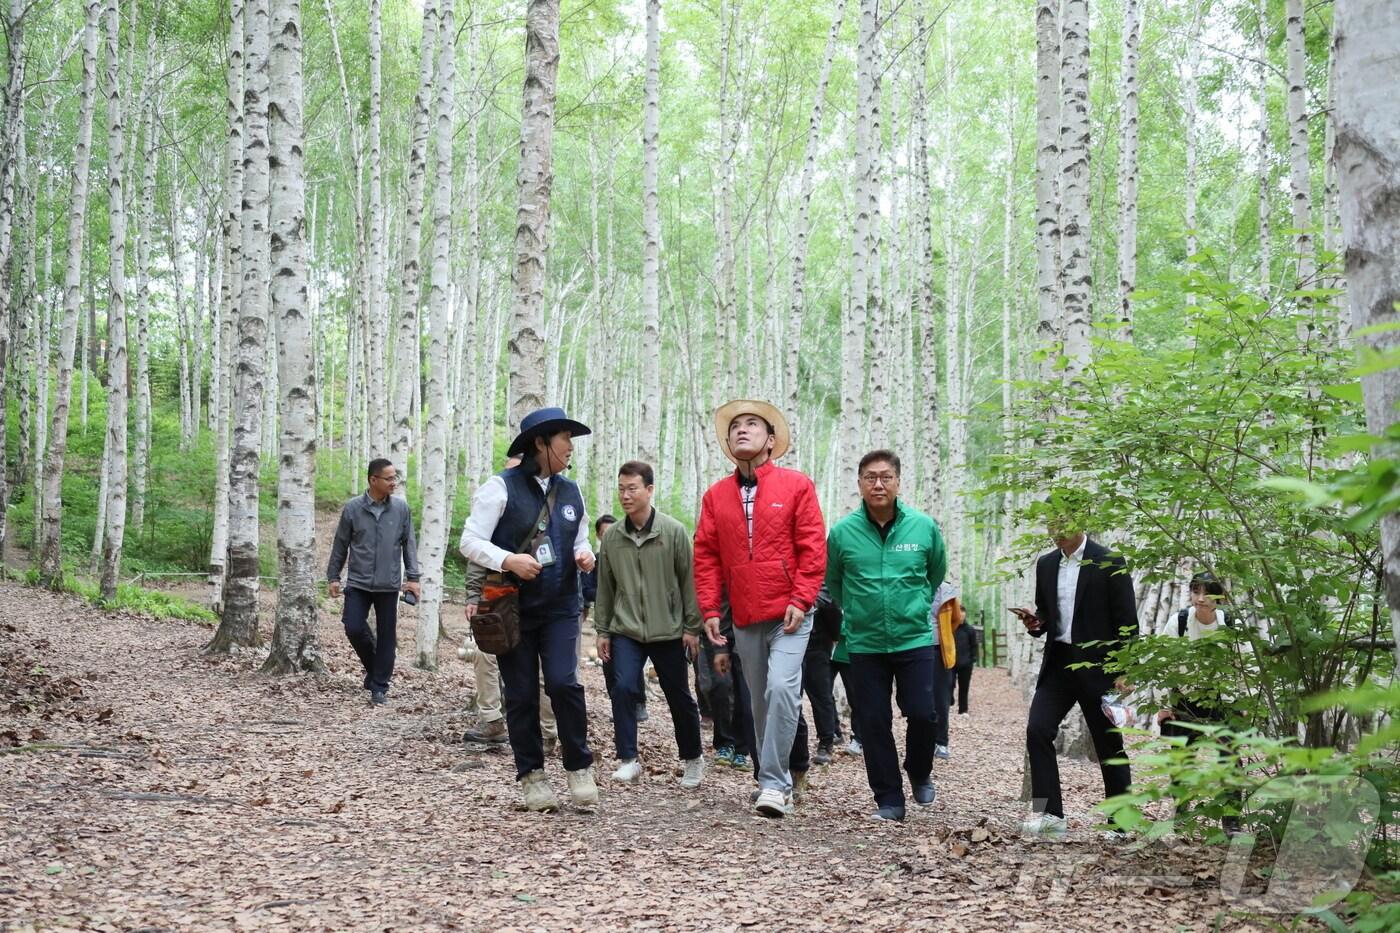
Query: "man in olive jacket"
594 461 705 789
825 449 947 821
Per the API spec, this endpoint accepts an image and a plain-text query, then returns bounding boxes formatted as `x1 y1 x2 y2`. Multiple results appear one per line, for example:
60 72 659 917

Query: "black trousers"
954 665 973 713
342 587 398 693
932 660 952 746
1026 642 1131 818
803 636 840 744
498 610 594 780
831 659 860 742
848 646 937 809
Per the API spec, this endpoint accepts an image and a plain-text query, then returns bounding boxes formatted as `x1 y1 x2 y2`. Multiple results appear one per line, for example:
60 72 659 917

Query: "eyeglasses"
373 473 400 486
860 473 899 486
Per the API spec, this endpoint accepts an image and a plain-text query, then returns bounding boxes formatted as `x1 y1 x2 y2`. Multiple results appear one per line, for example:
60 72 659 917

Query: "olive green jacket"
595 508 703 642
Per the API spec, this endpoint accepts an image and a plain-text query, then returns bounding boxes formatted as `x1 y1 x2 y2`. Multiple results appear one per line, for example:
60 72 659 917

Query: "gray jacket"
327 493 421 592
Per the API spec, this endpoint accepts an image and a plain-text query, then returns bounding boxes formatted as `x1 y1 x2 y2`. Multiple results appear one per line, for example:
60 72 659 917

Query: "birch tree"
507 0 560 426
366 0 387 454
130 86 156 531
389 0 439 472
209 0 270 652
1058 0 1091 383
1034 0 1061 382
1116 0 1141 337
98 0 130 601
415 0 455 671
262 0 323 675
38 0 100 589
1284 0 1315 287
1335 0 1400 666
638 0 661 463
0 0 27 554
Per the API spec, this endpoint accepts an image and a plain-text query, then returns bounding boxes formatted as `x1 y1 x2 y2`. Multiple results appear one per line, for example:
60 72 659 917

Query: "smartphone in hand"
1009 607 1042 631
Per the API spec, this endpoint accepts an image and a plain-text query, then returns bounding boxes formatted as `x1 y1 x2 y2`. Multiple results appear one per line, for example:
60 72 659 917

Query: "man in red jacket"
694 400 827 818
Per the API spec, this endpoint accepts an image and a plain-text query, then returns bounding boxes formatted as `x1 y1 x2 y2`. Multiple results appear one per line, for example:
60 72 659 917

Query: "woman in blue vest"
460 408 599 812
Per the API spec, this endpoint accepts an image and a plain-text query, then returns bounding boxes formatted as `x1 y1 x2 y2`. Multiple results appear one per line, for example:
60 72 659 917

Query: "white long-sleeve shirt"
458 473 592 571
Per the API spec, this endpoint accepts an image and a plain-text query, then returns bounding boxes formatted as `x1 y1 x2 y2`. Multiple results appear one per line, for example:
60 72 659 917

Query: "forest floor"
0 577 1315 932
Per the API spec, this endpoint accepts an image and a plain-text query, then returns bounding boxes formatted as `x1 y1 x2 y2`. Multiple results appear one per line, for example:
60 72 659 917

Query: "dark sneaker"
813 741 834 766
870 806 906 822
731 752 749 770
636 704 649 723
463 720 509 744
913 780 936 806
715 745 735 766
370 690 387 706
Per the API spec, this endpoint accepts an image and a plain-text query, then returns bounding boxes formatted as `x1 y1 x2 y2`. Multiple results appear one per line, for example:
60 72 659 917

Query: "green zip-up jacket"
595 508 703 643
825 499 947 655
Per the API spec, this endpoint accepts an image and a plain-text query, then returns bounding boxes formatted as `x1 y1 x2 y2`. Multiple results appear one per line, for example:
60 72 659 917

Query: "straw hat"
713 399 791 464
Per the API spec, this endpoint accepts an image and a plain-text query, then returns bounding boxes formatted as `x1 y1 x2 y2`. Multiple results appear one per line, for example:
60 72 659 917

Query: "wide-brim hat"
507 407 592 457
714 399 791 464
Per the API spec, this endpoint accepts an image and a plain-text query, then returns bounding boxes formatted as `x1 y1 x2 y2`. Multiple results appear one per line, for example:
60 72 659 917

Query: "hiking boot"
870 806 906 822
934 744 950 760
462 719 508 744
731 752 750 770
567 767 600 808
680 757 705 789
792 770 810 803
521 770 559 813
813 741 834 766
1021 812 1068 840
845 739 863 756
913 780 936 806
714 745 735 766
754 788 790 818
611 759 642 783
370 690 387 706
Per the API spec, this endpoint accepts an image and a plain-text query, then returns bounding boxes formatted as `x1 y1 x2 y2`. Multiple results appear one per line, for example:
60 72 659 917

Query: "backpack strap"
1177 608 1189 638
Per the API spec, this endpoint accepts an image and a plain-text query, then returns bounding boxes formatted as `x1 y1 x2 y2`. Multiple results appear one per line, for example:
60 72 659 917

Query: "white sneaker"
679 757 705 789
567 766 600 808
846 739 863 756
754 787 790 818
611 759 642 783
934 744 950 760
1021 812 1068 840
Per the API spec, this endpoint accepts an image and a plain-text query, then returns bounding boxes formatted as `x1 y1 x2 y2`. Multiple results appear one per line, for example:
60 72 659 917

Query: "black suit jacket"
1031 539 1137 674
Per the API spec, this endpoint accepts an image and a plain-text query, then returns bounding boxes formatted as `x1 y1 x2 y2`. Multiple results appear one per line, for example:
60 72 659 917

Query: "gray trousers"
733 613 812 794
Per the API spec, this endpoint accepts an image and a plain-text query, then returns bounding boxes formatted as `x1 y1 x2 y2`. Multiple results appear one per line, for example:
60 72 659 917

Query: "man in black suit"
1011 528 1137 838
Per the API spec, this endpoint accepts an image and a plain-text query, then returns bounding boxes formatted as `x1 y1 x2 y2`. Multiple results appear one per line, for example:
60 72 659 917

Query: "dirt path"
0 580 1270 931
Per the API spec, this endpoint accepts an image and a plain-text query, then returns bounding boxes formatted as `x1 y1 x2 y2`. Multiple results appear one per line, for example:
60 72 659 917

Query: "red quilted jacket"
693 461 828 627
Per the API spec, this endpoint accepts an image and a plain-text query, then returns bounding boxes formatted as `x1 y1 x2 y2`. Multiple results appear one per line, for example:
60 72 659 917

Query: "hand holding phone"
1009 607 1043 632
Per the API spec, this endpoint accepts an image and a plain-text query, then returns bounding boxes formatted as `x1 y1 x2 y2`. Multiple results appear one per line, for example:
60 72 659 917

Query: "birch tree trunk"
366 0 388 454
38 0 100 588
942 16 963 582
1116 0 1141 337
1058 0 1091 384
1335 0 1400 668
262 0 323 675
844 0 880 504
1257 0 1272 296
1285 0 1315 287
416 0 456 671
98 0 129 601
389 0 438 473
1183 3 1201 302
1034 0 1062 382
638 0 661 463
208 0 243 612
130 88 156 532
208 0 270 652
32 168 52 543
0 0 26 555
507 0 560 427
913 3 938 514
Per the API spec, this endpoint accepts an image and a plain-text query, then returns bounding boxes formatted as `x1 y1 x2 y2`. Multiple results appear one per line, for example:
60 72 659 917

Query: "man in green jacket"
825 449 947 821
595 460 705 789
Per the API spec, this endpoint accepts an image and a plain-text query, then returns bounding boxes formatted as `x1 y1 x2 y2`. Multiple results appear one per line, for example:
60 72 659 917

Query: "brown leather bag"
469 485 558 655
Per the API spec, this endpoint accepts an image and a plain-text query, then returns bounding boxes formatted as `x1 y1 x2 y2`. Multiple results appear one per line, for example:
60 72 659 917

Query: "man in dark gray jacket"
327 458 422 704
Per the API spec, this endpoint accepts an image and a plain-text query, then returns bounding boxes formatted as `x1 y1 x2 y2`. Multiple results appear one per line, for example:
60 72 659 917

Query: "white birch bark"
208 0 270 651
913 3 938 514
130 87 156 531
1035 0 1062 381
638 0 661 463
208 0 242 611
507 0 560 427
1285 0 1315 287
1257 0 1272 296
942 16 963 581
367 0 387 454
0 0 26 554
262 0 323 675
844 0 880 505
416 0 456 671
1183 3 1201 303
32 167 52 542
1334 0 1400 667
38 0 100 587
1058 0 1091 384
389 0 439 473
98 0 129 601
1116 0 1141 337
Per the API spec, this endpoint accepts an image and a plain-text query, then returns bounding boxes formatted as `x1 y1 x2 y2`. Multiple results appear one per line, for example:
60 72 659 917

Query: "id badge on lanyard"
529 512 556 567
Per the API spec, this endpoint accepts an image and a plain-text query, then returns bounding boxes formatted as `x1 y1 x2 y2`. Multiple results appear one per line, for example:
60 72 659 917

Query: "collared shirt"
740 481 757 547
624 507 656 536
326 492 421 591
1055 536 1087 644
458 473 592 571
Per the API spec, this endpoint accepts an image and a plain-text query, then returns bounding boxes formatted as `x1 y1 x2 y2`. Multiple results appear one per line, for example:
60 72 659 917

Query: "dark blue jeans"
932 659 952 745
849 646 937 809
497 611 594 779
342 587 398 693
609 635 702 761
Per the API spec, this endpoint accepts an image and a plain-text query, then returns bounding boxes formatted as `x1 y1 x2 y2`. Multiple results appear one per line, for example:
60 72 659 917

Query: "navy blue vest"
491 466 585 620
